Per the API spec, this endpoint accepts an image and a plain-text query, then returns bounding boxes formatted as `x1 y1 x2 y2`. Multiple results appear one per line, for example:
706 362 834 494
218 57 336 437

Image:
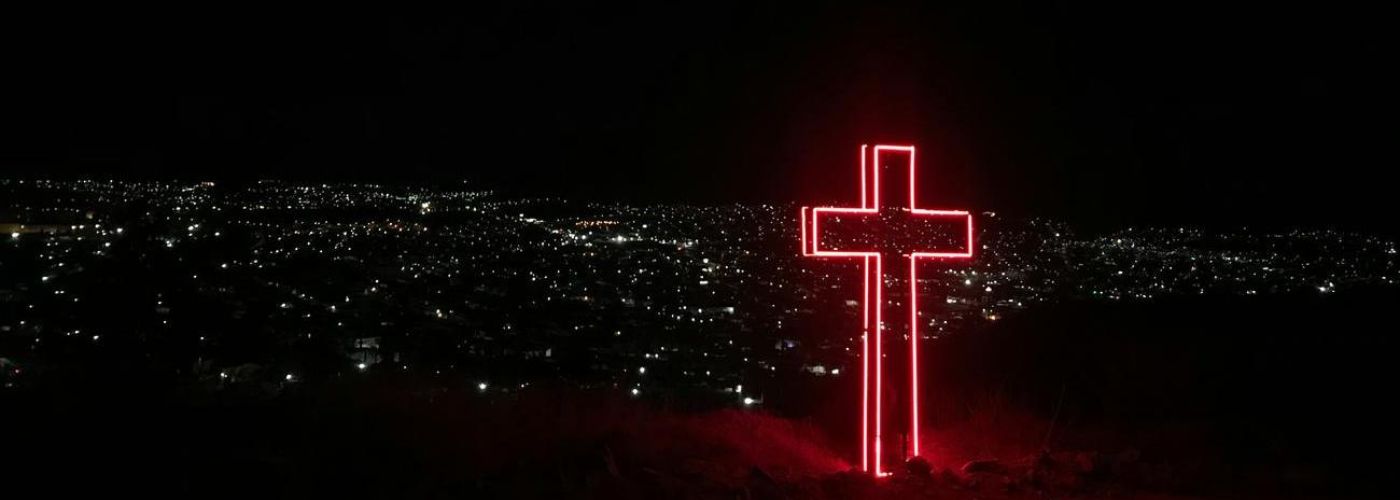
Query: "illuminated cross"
800 144 973 476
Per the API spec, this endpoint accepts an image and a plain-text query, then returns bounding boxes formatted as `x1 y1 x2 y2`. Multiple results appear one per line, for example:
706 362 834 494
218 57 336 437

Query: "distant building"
1 223 74 235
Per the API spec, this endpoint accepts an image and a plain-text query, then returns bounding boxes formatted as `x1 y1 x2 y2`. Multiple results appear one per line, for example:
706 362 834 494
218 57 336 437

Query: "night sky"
1 2 1392 231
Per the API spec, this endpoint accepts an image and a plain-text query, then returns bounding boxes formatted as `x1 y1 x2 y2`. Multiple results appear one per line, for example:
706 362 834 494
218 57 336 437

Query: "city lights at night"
2 2 1395 498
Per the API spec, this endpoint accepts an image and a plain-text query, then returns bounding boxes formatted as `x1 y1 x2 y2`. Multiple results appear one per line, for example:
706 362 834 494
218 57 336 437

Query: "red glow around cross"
800 144 973 476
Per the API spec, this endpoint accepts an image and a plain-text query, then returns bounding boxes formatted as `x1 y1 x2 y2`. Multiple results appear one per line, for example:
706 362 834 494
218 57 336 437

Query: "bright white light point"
964 279 972 286
735 384 743 394
638 367 646 374
421 202 431 209
284 374 294 381
631 388 640 396
478 382 488 391
831 369 840 375
9 232 18 239
743 397 755 406
357 363 367 370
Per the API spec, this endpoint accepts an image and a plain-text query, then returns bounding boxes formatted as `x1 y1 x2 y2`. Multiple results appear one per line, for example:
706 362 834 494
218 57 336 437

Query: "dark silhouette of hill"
915 286 1399 498
3 287 1395 498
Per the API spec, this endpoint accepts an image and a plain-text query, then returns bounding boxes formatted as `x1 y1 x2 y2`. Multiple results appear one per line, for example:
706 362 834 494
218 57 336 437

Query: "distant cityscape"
3 179 1396 403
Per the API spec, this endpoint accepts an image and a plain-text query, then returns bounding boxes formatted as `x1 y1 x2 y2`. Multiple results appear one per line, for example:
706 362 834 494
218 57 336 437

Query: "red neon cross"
799 144 973 476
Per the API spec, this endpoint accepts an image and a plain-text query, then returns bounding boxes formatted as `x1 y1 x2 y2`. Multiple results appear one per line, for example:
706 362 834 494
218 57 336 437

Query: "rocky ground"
571 449 1183 499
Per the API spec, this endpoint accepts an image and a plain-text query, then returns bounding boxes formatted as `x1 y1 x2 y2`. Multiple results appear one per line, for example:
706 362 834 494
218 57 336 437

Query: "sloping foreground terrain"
4 288 1396 498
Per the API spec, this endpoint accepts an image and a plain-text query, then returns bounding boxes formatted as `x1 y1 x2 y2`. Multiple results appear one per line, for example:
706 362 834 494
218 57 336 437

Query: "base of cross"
857 256 927 476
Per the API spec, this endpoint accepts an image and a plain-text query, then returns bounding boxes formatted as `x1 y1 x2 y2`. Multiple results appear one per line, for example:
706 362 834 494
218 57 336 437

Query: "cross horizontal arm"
805 206 973 258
